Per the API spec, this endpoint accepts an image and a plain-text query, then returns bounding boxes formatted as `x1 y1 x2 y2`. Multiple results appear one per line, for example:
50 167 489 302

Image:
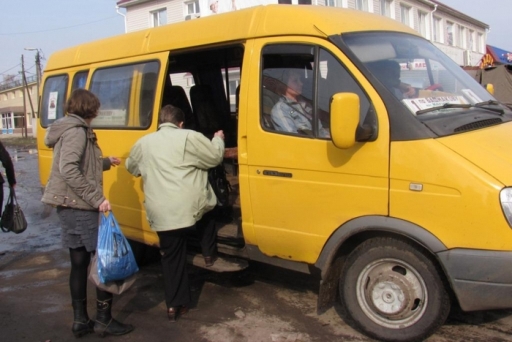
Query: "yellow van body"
37 5 512 342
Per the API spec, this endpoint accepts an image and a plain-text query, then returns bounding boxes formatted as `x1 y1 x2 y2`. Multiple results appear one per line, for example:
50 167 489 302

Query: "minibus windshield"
342 32 510 118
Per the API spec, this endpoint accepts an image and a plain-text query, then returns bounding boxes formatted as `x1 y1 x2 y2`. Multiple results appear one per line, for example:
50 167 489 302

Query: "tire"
339 237 450 342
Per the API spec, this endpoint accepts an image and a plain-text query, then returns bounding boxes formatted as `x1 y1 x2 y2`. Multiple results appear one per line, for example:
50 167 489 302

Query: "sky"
0 1 125 82
0 0 510 83
441 0 511 50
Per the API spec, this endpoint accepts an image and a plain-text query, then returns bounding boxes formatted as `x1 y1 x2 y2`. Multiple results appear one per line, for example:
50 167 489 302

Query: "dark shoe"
72 320 95 338
94 299 134 337
204 256 217 267
94 318 134 337
72 299 94 338
167 306 189 322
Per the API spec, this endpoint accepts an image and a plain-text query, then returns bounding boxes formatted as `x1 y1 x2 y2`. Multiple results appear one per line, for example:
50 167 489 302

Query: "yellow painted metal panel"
243 37 390 263
390 139 512 251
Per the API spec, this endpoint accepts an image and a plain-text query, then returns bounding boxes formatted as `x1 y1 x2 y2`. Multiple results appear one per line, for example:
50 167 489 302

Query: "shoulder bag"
1 187 28 234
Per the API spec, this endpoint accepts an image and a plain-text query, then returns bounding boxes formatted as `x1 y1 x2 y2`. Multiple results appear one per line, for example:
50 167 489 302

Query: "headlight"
500 188 512 228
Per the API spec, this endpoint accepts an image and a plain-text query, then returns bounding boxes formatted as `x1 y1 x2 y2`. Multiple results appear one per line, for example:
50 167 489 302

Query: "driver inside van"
366 60 416 100
271 69 330 138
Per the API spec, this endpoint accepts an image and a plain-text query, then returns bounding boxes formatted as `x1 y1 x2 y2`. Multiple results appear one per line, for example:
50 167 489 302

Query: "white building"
116 0 489 67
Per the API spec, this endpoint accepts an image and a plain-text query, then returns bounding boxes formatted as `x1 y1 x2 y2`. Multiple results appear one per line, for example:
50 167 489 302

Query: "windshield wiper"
416 103 471 115
416 101 504 115
474 100 505 114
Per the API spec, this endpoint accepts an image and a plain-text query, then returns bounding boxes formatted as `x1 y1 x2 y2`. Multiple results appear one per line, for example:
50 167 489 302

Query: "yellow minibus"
37 5 512 342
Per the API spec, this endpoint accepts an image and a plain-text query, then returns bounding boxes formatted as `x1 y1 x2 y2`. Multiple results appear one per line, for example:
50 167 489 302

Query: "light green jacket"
125 123 225 231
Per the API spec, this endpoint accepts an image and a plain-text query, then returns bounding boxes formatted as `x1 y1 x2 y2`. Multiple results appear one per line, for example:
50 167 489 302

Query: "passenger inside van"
271 69 330 138
366 60 416 100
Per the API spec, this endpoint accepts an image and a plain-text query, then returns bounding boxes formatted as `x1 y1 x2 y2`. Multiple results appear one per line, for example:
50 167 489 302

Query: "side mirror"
330 93 360 149
485 83 495 95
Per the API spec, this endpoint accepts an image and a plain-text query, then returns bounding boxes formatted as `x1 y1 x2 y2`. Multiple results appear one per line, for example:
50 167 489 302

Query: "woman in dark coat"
0 141 16 215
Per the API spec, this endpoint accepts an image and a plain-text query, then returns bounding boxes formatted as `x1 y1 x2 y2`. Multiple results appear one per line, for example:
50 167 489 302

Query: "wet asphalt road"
1 141 512 342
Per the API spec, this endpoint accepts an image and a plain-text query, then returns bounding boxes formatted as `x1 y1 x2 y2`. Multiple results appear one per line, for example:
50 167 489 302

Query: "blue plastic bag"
97 212 139 284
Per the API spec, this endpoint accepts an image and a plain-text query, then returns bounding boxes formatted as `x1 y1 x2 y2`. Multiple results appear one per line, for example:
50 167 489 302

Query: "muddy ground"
1 138 511 342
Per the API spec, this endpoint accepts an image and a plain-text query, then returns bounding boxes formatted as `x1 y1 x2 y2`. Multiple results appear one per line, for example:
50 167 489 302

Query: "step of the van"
187 253 249 272
217 221 243 239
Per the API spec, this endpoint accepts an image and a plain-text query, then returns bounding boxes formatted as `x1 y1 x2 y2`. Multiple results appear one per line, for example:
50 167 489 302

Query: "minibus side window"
261 44 322 137
261 45 373 139
89 61 159 129
40 75 68 128
71 71 89 91
317 48 372 128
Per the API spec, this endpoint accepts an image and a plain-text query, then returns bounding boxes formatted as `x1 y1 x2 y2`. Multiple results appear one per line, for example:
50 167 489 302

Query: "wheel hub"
356 259 428 328
368 275 413 319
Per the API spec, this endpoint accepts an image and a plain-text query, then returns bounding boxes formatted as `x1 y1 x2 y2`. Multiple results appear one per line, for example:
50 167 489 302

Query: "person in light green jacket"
125 104 225 322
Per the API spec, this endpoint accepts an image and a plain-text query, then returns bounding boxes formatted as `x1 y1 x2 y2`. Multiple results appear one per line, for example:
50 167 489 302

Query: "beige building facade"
0 76 37 136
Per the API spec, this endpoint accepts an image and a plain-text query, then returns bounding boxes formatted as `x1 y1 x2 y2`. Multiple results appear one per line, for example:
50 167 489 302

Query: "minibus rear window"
40 75 68 128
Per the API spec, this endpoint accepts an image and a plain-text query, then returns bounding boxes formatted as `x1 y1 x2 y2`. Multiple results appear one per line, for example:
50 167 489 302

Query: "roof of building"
487 45 512 65
431 0 488 29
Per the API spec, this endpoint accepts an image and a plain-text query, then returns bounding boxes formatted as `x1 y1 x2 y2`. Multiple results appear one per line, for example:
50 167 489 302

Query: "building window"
380 0 392 17
477 33 484 53
469 30 475 51
326 0 346 7
151 8 167 27
400 4 411 27
418 11 428 38
446 21 454 46
458 25 466 48
185 0 200 16
433 17 442 43
356 0 368 11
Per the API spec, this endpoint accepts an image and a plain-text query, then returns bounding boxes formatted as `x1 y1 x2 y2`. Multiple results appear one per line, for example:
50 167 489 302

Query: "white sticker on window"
460 89 482 104
93 109 127 126
403 96 467 113
48 92 58 120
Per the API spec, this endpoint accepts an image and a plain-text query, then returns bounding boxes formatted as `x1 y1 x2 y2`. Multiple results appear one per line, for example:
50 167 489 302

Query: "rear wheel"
339 237 450 342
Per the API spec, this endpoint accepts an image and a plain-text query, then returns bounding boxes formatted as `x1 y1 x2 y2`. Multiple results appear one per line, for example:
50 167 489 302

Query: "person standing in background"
0 140 16 216
126 104 225 322
41 89 134 338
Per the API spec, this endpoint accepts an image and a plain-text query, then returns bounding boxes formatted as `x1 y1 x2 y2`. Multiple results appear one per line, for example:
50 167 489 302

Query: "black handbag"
208 164 231 207
1 188 27 234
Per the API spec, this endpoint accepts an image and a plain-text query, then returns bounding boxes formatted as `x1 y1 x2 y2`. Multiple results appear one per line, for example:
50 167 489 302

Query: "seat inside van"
190 84 223 138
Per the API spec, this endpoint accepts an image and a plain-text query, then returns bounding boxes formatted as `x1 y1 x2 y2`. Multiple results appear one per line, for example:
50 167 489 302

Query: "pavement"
1 144 512 342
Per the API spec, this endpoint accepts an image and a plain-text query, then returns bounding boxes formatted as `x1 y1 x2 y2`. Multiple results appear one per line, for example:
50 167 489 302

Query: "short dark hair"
65 89 100 120
159 104 184 125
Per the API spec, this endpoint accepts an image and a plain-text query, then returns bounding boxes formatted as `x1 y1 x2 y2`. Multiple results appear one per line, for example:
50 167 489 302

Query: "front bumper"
437 248 512 311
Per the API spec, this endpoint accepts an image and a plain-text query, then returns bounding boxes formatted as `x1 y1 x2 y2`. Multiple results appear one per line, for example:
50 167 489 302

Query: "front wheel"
339 237 450 342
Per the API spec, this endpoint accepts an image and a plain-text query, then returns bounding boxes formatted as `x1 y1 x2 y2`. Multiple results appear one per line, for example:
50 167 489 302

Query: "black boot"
72 299 94 338
94 298 134 337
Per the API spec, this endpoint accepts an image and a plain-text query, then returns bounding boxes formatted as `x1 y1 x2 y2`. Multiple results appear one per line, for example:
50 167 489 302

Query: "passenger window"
261 44 327 138
90 61 159 129
72 71 88 91
261 45 372 139
40 74 68 128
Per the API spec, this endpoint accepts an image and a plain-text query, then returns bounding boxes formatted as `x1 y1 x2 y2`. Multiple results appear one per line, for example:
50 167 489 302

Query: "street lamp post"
24 48 42 138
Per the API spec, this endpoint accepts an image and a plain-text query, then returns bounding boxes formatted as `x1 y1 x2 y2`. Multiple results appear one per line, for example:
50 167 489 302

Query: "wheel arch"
315 216 450 310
